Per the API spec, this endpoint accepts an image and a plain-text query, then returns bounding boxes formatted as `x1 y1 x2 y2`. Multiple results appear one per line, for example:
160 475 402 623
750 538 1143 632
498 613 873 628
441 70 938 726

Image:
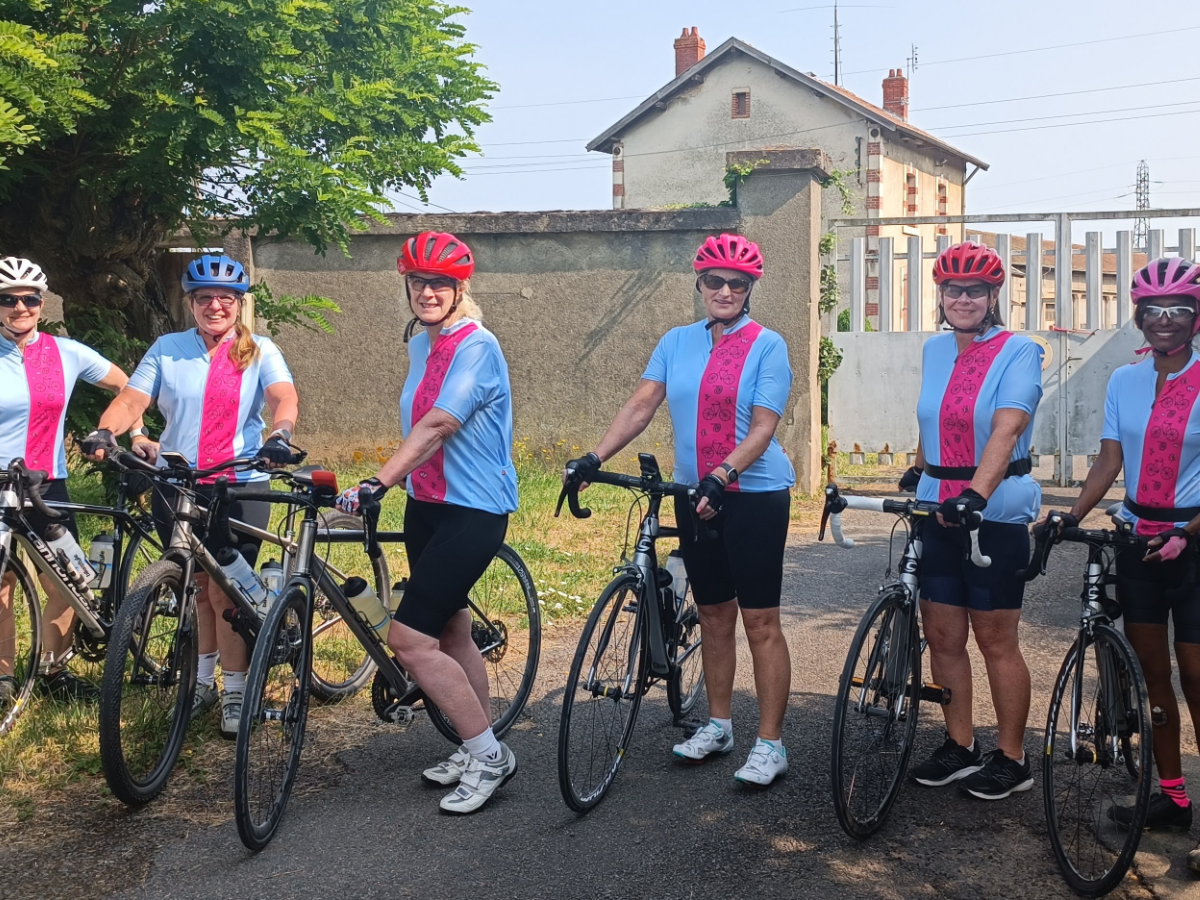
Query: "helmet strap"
404 285 462 342
705 288 752 331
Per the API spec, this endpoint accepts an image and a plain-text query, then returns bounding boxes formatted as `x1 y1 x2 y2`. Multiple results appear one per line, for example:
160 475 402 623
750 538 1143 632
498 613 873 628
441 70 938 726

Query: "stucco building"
587 29 989 329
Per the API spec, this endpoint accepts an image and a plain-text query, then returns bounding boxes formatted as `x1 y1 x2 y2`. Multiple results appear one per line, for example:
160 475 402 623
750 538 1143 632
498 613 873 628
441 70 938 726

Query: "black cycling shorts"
23 479 79 542
673 489 790 610
918 517 1030 612
395 498 508 638
1115 546 1200 644
151 482 272 567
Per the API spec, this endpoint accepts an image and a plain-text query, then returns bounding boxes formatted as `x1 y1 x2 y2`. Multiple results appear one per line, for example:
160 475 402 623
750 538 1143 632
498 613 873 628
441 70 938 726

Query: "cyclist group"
4 225 1200 848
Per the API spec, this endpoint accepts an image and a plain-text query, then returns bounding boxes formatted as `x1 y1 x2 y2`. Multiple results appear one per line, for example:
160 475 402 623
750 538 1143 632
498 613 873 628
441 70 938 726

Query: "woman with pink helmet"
565 234 795 787
1043 257 1200 868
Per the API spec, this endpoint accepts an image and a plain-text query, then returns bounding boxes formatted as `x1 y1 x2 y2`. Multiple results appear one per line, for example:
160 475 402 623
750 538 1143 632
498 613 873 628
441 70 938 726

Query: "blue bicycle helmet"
181 254 250 293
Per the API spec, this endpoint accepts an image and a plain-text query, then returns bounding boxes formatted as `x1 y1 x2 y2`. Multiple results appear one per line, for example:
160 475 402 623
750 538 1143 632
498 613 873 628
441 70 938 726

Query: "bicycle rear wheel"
0 555 40 737
1044 624 1151 897
666 581 704 723
99 559 197 806
558 573 647 813
425 544 541 741
831 588 920 839
235 583 313 852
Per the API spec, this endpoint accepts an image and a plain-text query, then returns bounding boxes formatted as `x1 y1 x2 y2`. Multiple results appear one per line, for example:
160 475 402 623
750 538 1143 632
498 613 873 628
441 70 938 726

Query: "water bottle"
86 533 116 590
259 559 284 596
665 550 689 610
215 546 270 613
43 523 97 588
345 576 392 647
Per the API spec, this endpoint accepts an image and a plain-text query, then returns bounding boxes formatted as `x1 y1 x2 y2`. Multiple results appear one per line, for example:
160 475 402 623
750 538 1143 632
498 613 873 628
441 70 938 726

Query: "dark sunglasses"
698 274 753 295
407 275 458 293
940 284 992 300
0 293 43 308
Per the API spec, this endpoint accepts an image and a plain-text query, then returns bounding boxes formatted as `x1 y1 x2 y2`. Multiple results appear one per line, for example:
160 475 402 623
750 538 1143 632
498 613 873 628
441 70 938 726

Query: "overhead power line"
911 75 1200 113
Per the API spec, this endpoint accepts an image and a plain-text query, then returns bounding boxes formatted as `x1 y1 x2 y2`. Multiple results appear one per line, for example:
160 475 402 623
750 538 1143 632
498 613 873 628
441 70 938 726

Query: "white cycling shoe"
673 721 734 762
734 740 788 786
422 744 471 786
439 744 517 814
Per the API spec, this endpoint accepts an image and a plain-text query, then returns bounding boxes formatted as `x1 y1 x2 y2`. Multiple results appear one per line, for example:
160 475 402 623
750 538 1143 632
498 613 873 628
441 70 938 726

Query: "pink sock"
1161 776 1190 808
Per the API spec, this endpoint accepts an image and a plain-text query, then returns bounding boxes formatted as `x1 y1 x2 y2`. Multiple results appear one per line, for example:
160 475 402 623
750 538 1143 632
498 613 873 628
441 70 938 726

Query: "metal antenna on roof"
906 44 918 80
1134 160 1150 251
832 0 841 85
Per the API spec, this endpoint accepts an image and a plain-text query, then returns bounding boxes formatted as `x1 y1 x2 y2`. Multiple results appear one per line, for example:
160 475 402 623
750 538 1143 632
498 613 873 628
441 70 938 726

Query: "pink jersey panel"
1134 362 1200 536
23 334 66 475
937 331 1013 501
695 321 763 492
197 340 244 484
410 322 479 503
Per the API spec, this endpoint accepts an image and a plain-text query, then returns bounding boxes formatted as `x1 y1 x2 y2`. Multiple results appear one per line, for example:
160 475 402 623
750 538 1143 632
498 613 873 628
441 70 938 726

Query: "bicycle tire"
1044 624 1152 897
831 588 921 839
309 511 387 701
425 543 541 742
558 572 648 813
0 555 41 737
666 580 704 723
98 559 197 806
235 583 313 852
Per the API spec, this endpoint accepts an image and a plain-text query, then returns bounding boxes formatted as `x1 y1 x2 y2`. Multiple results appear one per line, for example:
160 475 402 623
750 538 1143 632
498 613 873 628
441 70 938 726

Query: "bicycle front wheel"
558 573 647 813
0 555 40 737
99 559 197 806
831 588 920 840
425 544 541 742
235 583 313 852
1044 624 1152 897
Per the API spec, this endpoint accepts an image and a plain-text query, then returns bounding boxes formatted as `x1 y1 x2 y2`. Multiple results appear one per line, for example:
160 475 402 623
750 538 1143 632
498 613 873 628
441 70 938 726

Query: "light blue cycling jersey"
127 330 293 483
915 327 1044 524
642 317 795 491
0 331 111 479
400 319 518 515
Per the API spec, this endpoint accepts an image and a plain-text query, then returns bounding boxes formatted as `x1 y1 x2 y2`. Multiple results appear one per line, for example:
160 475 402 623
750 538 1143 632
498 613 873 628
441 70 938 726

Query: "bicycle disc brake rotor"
473 619 507 663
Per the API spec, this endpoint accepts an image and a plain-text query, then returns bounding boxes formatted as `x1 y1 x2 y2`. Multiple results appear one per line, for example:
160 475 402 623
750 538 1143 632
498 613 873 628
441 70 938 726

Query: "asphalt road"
73 495 1200 899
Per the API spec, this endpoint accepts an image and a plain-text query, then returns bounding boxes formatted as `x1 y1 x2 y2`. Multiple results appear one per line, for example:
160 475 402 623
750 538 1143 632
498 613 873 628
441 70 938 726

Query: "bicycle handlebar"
556 462 716 542
1020 513 1148 582
1 459 63 520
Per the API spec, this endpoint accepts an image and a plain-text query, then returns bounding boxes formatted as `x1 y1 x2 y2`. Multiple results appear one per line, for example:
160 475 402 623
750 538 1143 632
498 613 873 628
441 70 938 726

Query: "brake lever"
10 459 62 520
212 476 238 547
960 506 992 568
555 466 592 520
360 497 382 560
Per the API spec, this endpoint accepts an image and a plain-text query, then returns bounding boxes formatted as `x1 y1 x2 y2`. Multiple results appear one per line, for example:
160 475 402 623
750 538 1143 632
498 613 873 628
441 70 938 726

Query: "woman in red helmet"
900 241 1044 800
338 231 519 814
565 234 795 787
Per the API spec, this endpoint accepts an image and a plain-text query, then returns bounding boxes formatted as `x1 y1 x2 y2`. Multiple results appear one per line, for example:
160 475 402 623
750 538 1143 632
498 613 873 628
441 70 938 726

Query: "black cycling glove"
81 428 117 457
1033 510 1079 543
256 435 294 465
898 465 923 492
565 452 602 484
938 488 987 525
695 473 726 515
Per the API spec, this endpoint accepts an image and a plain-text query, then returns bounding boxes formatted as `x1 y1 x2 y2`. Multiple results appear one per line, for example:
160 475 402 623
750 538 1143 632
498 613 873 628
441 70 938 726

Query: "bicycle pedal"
920 682 952 705
382 701 415 727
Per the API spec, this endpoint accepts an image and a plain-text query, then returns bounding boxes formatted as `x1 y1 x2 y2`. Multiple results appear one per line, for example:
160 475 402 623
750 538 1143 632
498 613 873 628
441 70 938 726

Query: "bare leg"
38 574 77 667
740 607 790 740
1174 641 1200 786
438 609 489 717
389 620 489 739
969 607 1030 760
0 571 15 677
206 578 248 672
193 573 219 657
697 600 738 720
920 599 974 747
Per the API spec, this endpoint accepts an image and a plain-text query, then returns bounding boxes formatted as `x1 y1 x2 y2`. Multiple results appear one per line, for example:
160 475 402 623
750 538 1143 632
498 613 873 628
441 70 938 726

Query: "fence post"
995 233 1013 328
936 233 951 257
1054 213 1073 330
907 234 923 332
1085 231 1102 329
1148 229 1164 261
1116 231 1133 326
850 237 866 332
1026 232 1043 330
1180 228 1197 262
878 237 893 332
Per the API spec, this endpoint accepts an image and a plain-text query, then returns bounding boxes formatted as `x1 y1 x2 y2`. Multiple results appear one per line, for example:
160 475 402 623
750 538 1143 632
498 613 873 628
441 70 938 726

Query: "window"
732 90 750 119
906 170 918 216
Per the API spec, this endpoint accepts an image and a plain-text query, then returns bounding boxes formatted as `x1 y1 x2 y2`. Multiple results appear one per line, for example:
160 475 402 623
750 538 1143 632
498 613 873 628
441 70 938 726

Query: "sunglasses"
1141 304 1197 321
407 275 458 293
698 274 753 295
940 284 992 300
191 293 241 308
0 293 43 308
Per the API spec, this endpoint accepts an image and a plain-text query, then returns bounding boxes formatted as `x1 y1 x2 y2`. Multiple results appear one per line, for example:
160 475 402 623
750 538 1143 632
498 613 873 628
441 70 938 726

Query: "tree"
0 0 494 355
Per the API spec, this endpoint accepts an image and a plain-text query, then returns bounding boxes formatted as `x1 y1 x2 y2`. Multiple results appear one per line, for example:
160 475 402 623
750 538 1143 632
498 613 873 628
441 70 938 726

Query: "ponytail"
228 320 261 371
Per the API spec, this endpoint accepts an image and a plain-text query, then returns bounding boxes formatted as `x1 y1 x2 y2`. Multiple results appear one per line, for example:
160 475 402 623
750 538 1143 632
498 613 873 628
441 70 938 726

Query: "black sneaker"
957 749 1034 800
1109 792 1192 832
36 670 100 703
909 734 983 786
0 674 16 704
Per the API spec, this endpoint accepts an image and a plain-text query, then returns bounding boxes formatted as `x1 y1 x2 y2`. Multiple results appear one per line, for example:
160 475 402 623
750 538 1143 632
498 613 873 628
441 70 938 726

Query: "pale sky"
399 0 1200 242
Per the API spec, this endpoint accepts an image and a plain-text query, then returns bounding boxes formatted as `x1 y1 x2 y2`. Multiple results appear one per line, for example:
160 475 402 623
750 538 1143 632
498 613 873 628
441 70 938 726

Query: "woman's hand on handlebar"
562 452 601 490
937 488 987 528
694 473 725 521
80 428 120 462
1032 510 1079 544
1144 527 1192 564
131 437 159 464
337 477 388 515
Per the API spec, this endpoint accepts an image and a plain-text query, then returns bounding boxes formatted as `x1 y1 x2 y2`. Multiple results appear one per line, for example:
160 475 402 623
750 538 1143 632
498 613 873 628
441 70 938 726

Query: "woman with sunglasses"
565 234 795 787
1041 258 1200 867
85 255 298 738
899 241 1044 801
337 231 519 815
0 257 151 705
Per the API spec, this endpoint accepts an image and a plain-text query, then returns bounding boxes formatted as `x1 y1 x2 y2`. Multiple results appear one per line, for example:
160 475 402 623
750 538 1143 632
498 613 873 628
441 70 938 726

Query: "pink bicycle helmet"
693 234 764 279
1131 257 1200 303
933 241 1005 286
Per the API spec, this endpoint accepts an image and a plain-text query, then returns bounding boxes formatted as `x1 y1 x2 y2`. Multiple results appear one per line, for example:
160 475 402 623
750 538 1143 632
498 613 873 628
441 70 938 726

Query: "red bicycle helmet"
397 231 475 281
933 241 1005 286
693 234 764 279
1131 257 1200 303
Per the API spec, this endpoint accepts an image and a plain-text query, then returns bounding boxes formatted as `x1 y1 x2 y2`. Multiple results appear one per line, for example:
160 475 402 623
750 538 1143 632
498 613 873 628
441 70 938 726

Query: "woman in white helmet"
0 257 153 708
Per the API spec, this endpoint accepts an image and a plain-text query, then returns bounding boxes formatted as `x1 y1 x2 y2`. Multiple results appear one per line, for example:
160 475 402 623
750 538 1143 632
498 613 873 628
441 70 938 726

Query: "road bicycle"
554 453 706 813
1024 513 1152 897
232 473 539 850
0 458 163 737
821 483 990 839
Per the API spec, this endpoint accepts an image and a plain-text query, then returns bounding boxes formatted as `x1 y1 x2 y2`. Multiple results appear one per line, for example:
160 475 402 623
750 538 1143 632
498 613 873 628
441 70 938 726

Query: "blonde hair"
457 280 483 320
189 291 260 371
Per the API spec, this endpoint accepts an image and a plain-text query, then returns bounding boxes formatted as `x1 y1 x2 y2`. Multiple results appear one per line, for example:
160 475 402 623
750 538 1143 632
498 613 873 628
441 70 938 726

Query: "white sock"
462 727 503 763
711 717 732 736
197 652 218 688
964 739 975 753
223 670 247 694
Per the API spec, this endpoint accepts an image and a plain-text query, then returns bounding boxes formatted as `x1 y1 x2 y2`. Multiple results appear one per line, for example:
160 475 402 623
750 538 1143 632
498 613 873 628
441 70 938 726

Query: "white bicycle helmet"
0 257 48 292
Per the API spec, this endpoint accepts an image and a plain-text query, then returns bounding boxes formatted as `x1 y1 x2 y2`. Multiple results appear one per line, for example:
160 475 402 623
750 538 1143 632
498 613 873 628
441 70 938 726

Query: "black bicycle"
1024 514 1152 897
554 453 706 813
0 458 163 737
821 483 990 839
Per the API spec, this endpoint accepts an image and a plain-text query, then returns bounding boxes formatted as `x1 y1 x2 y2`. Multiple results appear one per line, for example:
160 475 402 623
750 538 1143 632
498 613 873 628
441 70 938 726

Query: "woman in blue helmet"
86 255 299 737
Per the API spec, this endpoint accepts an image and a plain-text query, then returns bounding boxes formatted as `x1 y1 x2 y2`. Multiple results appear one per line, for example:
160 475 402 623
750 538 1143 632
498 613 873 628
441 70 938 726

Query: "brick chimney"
882 68 908 120
674 27 705 77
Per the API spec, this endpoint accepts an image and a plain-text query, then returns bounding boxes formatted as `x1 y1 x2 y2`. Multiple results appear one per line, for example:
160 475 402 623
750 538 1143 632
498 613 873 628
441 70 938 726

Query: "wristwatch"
717 463 739 484
269 428 293 443
128 427 150 440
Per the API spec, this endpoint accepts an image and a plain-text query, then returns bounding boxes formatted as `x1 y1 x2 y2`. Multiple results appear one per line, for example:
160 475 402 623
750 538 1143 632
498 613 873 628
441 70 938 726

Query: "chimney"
674 27 705 77
882 67 908 120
